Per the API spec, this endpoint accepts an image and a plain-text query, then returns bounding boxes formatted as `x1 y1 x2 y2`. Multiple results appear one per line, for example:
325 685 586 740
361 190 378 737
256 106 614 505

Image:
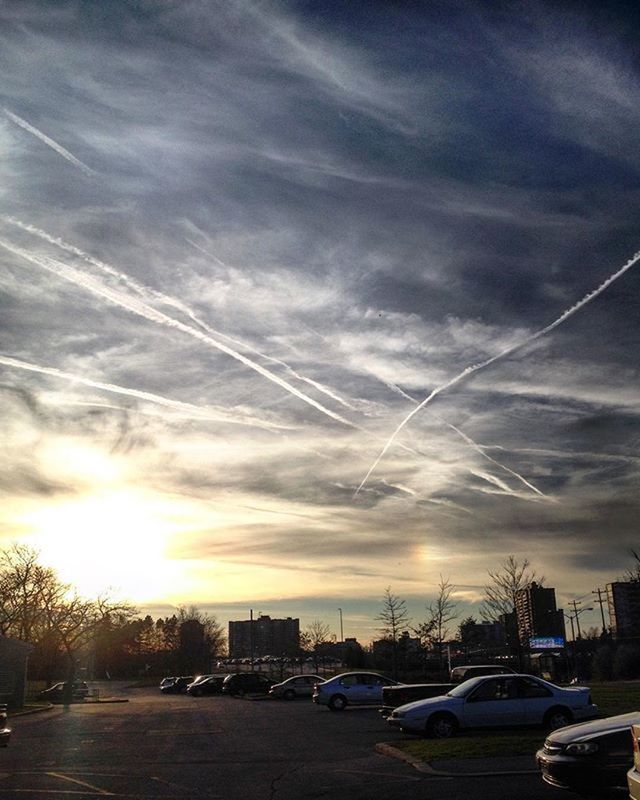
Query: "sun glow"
24 490 182 602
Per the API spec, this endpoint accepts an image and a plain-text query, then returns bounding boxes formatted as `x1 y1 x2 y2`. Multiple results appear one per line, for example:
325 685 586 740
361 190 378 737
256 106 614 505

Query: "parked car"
628 723 640 800
160 676 194 694
450 664 517 683
387 674 597 737
269 675 322 700
0 704 9 747
187 675 226 696
37 681 90 702
159 676 175 690
222 673 275 696
313 672 398 711
537 711 640 795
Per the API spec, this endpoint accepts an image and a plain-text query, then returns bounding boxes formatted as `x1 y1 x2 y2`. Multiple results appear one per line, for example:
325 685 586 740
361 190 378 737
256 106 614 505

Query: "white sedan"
387 674 597 738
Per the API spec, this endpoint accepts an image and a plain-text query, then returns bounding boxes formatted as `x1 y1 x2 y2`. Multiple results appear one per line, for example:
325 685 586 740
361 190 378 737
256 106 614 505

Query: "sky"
1 0 639 644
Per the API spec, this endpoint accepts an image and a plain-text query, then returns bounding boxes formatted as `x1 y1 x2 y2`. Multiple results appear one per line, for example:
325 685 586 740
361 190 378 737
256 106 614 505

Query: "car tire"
427 712 458 739
283 689 296 701
328 694 347 711
193 689 202 697
236 688 245 698
544 707 572 730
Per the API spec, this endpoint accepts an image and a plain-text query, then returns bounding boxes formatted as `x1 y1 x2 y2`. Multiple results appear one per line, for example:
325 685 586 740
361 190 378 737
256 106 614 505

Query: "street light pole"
338 608 344 642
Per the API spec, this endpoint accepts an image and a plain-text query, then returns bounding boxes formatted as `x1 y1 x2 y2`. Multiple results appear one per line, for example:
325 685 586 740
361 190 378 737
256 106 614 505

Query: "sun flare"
24 490 181 602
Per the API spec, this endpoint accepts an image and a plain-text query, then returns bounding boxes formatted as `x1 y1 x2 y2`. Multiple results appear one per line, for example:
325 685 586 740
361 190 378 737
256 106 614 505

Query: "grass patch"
392 730 544 761
590 683 640 716
388 682 640 763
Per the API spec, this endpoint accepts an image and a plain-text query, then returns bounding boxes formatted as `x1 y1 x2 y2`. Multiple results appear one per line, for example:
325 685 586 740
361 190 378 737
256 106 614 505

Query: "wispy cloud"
0 354 293 431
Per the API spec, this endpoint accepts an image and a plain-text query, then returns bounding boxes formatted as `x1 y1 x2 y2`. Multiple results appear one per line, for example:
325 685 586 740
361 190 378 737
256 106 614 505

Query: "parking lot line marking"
46 772 114 795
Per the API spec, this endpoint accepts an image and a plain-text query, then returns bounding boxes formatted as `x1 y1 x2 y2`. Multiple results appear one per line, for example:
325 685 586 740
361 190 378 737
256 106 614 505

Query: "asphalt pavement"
1 684 562 800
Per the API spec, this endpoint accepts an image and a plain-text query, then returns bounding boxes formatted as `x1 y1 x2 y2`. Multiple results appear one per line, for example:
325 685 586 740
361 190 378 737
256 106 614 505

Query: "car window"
517 677 552 698
340 675 359 686
468 678 517 702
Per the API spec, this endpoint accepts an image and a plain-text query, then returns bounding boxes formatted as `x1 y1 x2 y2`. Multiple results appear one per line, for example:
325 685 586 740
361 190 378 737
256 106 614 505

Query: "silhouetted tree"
376 587 411 679
481 555 543 621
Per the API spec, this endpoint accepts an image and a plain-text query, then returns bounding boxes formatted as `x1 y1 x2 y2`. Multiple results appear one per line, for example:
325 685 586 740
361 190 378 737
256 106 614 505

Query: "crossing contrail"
378 379 548 498
355 249 640 495
3 108 94 176
1 216 358 411
0 236 356 428
0 355 294 431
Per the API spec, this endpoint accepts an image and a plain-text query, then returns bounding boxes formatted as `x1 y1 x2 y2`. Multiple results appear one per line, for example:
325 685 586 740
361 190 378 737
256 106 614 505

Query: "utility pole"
249 608 254 669
592 588 608 635
569 600 593 640
338 608 344 642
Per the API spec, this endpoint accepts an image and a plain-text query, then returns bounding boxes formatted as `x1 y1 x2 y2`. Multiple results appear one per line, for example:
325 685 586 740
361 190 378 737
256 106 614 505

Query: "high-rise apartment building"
228 615 300 659
514 582 566 646
607 581 640 639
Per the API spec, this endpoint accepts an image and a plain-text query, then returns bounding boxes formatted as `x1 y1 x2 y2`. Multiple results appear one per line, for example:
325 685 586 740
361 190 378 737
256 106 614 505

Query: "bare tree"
303 619 332 671
43 590 136 703
481 555 543 621
0 544 59 640
415 575 458 671
376 587 411 679
624 549 640 582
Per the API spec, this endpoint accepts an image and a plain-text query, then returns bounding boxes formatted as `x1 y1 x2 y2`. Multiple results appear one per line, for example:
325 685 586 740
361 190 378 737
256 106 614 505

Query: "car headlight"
391 711 405 719
565 742 598 756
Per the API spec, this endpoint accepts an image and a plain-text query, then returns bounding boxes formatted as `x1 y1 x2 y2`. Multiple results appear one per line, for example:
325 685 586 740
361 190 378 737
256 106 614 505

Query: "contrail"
0 355 294 431
355 249 640 495
381 379 548 498
3 108 94 176
439 417 549 499
0 237 356 428
2 216 358 412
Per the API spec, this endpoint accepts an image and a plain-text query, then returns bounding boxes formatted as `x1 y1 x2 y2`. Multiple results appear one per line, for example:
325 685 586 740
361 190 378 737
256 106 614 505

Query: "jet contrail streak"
2 216 358 412
381 380 548 498
355 249 640 495
0 355 294 431
0 237 356 428
3 109 94 176
440 418 549 499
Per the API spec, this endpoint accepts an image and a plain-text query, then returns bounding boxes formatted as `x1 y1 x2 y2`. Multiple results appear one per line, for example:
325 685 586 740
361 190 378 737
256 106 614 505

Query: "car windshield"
447 677 489 698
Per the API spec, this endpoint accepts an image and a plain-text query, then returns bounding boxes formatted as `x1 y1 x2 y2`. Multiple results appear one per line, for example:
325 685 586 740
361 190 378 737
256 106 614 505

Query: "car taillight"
631 725 640 770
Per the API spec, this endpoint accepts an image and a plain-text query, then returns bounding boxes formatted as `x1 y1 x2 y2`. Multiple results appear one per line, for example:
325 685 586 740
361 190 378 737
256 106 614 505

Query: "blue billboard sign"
529 636 565 649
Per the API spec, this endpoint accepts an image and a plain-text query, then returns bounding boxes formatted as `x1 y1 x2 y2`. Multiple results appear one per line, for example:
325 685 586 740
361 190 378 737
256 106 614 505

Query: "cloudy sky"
1 0 639 643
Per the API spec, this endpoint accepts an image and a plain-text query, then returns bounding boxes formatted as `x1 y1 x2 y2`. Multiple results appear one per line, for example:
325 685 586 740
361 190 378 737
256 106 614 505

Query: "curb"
375 743 540 778
8 703 55 718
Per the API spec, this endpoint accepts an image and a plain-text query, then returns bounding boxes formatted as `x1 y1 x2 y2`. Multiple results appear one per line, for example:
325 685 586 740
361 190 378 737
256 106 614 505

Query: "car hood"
547 711 640 744
393 694 457 713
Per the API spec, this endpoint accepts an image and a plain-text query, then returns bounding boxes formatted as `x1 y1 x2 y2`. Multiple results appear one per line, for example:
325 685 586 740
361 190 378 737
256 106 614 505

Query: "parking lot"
2 684 562 800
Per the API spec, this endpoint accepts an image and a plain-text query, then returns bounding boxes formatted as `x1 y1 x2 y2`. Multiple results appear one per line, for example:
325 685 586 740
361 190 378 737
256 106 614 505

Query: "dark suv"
449 664 517 683
222 673 275 696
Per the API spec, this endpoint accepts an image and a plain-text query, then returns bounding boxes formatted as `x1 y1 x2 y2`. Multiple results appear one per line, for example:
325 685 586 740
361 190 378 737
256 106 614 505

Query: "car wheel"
328 694 347 711
544 707 572 730
193 689 202 697
283 689 296 701
427 712 458 739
